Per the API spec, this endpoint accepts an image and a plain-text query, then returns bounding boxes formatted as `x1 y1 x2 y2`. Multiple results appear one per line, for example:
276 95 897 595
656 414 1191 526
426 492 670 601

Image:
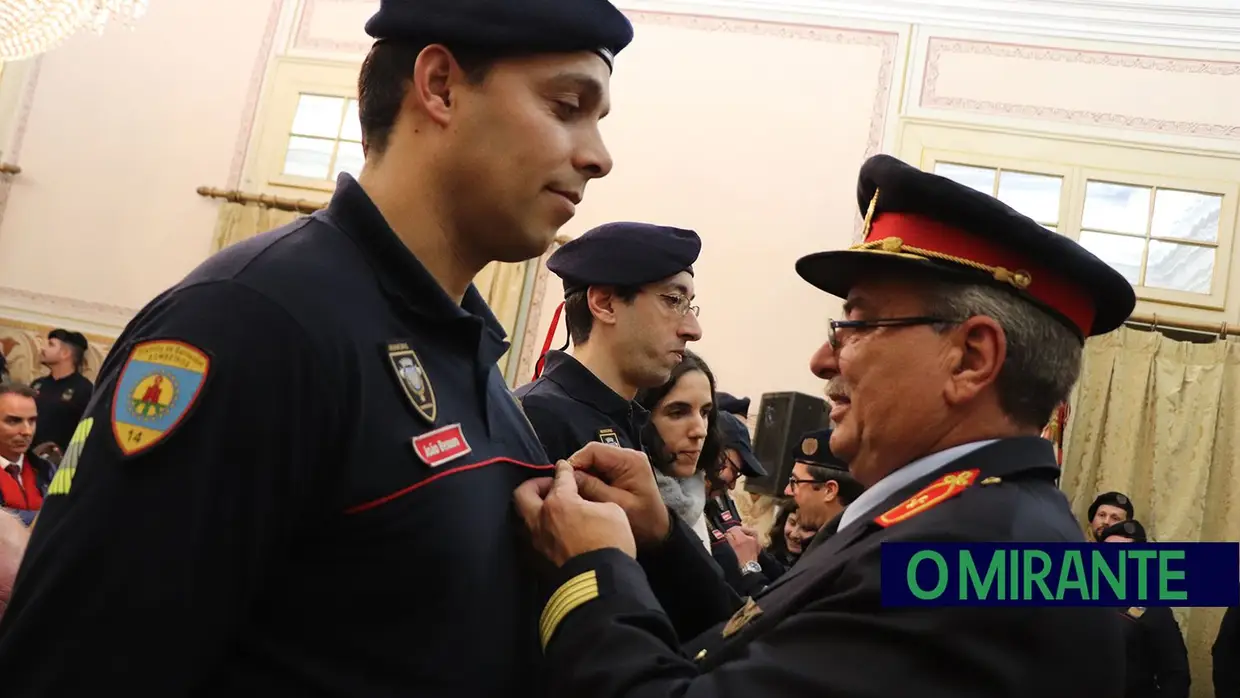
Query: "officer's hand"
725 526 761 565
0 509 30 621
514 460 636 567
567 442 671 549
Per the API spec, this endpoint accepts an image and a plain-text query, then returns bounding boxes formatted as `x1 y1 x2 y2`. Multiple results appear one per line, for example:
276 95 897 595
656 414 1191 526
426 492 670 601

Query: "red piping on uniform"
343 458 555 514
531 300 566 380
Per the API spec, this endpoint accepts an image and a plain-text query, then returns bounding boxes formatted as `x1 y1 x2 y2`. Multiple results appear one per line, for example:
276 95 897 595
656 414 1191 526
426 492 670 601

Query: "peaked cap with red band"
795 155 1136 339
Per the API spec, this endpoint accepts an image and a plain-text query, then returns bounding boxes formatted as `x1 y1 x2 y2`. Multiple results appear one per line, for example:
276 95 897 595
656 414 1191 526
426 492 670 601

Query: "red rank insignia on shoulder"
874 468 981 528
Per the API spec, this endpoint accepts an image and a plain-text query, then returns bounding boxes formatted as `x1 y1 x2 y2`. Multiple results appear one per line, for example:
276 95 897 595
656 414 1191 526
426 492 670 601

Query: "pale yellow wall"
6 0 1240 382
0 0 288 335
523 13 904 398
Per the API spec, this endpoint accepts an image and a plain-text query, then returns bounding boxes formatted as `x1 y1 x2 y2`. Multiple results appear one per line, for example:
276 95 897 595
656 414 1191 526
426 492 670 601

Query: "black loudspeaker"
745 391 828 496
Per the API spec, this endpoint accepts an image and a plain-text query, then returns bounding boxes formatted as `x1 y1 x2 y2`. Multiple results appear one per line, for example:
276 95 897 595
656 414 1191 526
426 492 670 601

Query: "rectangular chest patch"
412 423 471 468
597 428 621 446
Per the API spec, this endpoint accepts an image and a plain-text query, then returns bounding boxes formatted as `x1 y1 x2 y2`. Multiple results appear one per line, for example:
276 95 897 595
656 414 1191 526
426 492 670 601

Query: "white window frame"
900 119 1239 314
245 57 360 197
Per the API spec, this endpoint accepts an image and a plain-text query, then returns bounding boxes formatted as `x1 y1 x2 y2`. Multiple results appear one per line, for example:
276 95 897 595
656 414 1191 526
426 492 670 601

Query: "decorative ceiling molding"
0 286 135 337
616 0 1240 51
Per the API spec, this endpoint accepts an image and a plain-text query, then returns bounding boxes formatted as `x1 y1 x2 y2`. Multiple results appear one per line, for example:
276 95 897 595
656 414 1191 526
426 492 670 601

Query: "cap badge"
801 437 818 456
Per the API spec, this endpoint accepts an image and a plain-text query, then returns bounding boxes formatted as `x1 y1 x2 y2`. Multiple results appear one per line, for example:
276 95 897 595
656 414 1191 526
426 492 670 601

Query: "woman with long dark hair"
635 349 723 547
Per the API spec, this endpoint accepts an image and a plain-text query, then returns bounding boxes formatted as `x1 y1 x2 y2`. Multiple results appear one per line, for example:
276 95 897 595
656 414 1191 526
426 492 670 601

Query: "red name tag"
411 424 472 468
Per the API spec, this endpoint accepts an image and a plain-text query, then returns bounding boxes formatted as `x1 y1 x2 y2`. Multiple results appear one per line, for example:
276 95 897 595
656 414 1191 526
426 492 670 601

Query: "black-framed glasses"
659 293 700 317
827 316 951 350
786 477 823 490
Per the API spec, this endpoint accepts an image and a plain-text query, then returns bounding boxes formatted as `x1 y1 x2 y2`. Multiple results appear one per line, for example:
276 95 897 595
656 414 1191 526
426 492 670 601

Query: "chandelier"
0 0 150 61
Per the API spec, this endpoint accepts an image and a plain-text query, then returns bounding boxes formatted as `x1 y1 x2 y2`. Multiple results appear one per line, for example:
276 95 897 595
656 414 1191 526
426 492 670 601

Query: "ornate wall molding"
0 286 135 336
0 57 42 229
626 12 897 158
920 37 1240 140
620 0 1240 52
228 0 289 189
292 0 374 55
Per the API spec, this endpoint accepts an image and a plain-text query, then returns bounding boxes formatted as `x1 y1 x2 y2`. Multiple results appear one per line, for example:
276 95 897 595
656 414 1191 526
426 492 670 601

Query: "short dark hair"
357 41 504 157
562 285 641 346
804 464 864 506
0 383 36 400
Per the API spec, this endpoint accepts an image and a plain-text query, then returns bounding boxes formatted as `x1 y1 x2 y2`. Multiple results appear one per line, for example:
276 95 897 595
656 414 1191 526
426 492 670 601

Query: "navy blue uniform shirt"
0 174 554 697
513 350 647 463
31 371 94 452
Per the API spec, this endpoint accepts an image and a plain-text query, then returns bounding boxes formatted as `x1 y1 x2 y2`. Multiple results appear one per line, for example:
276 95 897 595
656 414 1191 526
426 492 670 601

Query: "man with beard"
1088 491 1135 541
514 154 1130 697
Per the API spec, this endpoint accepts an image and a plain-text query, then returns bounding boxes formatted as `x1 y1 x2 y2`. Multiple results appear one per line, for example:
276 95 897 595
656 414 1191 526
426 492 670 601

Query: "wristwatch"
740 560 763 576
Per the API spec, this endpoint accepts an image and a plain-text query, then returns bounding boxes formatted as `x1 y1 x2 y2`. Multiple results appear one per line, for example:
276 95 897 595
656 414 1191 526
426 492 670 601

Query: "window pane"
1082 182 1150 235
1078 231 1144 286
283 136 335 179
933 163 995 195
291 94 345 138
340 99 362 142
1151 189 1221 243
333 141 364 179
997 171 1062 224
1145 240 1214 294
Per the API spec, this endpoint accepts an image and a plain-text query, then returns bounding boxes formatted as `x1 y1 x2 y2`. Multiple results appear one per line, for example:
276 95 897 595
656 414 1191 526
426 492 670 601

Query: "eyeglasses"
786 477 822 490
659 293 700 317
827 316 951 350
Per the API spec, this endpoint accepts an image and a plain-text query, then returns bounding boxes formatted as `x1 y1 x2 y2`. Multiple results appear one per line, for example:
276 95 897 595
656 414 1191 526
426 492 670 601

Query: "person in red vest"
0 385 53 525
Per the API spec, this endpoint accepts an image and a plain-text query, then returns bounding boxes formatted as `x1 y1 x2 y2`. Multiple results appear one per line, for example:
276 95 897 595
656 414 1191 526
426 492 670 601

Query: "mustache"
826 377 851 400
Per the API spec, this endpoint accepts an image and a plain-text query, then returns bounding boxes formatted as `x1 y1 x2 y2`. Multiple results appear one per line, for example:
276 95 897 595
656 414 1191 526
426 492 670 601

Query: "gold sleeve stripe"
539 570 599 650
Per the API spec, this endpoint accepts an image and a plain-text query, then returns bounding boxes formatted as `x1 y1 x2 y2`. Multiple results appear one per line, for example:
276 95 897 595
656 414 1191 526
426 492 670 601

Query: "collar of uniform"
540 351 648 423
836 436 1060 532
320 174 510 354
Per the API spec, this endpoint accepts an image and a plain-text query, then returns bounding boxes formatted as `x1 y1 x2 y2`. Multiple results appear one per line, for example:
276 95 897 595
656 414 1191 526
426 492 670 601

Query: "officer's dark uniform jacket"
0 174 556 696
514 349 647 463
538 438 1125 698
514 351 742 639
1118 604 1190 698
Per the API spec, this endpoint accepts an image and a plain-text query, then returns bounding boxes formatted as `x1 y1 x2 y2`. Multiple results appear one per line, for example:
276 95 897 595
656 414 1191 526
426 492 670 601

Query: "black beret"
717 412 766 478
795 155 1136 340
364 0 634 72
48 329 88 353
716 391 750 418
794 428 848 473
549 222 701 295
1099 519 1147 543
1088 491 1134 521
